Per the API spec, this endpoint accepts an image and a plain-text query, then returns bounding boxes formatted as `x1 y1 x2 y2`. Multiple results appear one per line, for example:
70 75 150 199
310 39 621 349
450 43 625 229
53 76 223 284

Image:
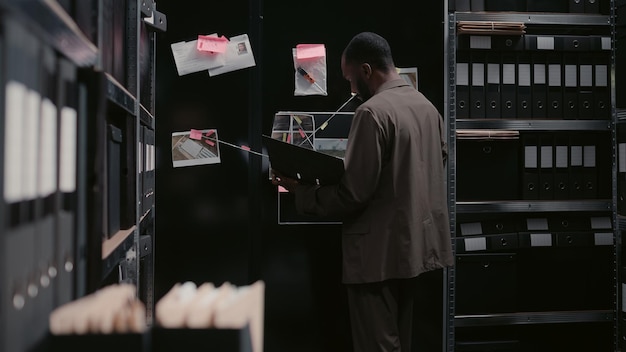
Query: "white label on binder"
23 89 41 200
149 145 154 172
487 63 500 84
594 233 613 246
570 146 583 167
591 216 612 229
601 37 611 50
470 36 491 49
146 143 151 169
502 64 515 84
537 36 555 50
138 141 144 174
579 65 593 87
540 146 553 169
527 218 549 231
583 145 596 168
596 65 608 87
524 146 537 168
533 64 546 85
518 64 531 86
564 65 577 87
530 233 552 247
619 143 626 173
39 98 58 197
59 107 77 193
556 146 568 168
548 64 561 87
460 222 483 236
472 63 484 86
457 63 469 86
4 81 26 203
464 237 487 252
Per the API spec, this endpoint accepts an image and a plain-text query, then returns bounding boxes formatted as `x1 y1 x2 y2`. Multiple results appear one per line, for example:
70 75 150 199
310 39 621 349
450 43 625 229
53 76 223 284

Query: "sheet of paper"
208 34 256 76
171 39 226 76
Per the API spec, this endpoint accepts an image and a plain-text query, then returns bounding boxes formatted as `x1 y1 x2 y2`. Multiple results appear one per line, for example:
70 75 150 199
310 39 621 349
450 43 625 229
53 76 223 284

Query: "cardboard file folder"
578 53 595 119
547 53 563 119
500 53 517 119
516 52 532 119
531 52 547 118
522 134 540 200
470 51 486 119
263 135 344 186
594 52 610 119
539 134 555 200
554 134 570 200
563 53 579 119
485 53 501 119
456 51 470 119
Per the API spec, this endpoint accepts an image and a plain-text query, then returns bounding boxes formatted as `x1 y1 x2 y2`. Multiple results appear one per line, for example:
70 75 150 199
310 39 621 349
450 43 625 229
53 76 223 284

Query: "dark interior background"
154 1 445 351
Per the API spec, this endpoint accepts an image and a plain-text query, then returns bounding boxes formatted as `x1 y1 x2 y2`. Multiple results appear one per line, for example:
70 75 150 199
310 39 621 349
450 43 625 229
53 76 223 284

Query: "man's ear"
360 63 372 78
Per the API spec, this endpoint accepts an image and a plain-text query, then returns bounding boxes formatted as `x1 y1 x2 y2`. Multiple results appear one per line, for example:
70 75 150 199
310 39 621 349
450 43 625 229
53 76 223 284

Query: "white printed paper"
171 38 226 76
208 34 256 77
464 237 487 251
23 89 41 200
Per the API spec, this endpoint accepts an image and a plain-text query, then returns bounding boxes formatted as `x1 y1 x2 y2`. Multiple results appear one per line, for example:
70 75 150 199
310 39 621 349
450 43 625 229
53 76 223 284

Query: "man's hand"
270 169 299 193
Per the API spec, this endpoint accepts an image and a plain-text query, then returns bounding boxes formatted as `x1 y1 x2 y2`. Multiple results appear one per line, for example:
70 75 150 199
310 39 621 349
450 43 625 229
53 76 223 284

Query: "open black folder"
263 135 344 185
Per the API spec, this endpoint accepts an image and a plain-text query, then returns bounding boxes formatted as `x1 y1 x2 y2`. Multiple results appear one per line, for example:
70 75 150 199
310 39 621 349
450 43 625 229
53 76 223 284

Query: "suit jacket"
294 79 453 284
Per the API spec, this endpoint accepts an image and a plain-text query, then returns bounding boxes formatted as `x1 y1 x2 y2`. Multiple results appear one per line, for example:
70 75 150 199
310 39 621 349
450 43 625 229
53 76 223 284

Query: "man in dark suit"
272 32 453 352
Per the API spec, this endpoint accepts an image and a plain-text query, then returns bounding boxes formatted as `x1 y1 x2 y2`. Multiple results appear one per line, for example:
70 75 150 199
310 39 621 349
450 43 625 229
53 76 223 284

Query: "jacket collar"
375 78 410 95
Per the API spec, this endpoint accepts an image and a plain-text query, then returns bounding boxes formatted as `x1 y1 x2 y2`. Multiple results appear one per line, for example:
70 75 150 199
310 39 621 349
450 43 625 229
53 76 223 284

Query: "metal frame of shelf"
446 5 619 351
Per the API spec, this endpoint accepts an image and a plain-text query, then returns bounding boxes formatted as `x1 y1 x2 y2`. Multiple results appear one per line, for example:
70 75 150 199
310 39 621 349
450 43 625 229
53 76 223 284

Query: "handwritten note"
197 35 229 53
296 44 325 60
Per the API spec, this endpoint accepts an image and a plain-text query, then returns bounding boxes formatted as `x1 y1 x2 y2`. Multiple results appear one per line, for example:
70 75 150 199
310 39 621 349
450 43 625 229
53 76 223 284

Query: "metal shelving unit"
446 4 618 351
0 1 164 350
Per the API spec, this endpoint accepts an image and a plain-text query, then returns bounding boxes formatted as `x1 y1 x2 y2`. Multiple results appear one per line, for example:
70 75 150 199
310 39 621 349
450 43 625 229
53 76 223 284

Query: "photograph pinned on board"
208 34 256 76
172 129 221 168
396 67 418 90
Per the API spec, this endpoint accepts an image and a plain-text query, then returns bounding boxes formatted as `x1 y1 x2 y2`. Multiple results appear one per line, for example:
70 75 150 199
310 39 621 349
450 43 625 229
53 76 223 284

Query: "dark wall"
155 1 444 351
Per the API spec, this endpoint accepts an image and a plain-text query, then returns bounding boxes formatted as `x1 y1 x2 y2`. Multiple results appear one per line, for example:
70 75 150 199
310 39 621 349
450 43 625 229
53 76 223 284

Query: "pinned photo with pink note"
172 129 221 168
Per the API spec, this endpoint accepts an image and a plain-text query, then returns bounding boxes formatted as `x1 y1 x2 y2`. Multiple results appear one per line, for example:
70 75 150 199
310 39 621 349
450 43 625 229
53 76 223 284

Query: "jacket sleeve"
294 108 383 218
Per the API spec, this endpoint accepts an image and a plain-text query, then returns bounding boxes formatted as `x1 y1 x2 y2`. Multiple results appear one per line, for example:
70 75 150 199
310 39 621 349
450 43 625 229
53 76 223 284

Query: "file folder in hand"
263 135 344 186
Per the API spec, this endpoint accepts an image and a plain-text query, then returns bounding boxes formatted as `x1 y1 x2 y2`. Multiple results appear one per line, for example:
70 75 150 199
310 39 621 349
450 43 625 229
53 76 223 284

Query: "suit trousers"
346 277 418 352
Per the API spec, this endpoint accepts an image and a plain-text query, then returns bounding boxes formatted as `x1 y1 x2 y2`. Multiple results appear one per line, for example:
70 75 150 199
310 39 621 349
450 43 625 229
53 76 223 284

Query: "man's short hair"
343 32 394 72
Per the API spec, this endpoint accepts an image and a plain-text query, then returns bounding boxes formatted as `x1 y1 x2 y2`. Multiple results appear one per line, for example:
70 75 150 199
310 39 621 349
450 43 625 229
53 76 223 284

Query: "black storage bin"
526 0 568 12
457 138 520 201
456 253 518 314
107 124 122 238
152 327 252 352
456 340 521 351
485 0 526 11
516 246 614 311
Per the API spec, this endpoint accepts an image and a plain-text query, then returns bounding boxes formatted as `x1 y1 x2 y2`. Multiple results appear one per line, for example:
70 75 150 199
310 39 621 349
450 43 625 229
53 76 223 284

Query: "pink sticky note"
296 44 325 60
278 186 288 193
205 140 215 147
205 129 215 137
197 35 229 53
286 134 291 144
241 145 251 151
298 128 306 138
190 129 202 140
